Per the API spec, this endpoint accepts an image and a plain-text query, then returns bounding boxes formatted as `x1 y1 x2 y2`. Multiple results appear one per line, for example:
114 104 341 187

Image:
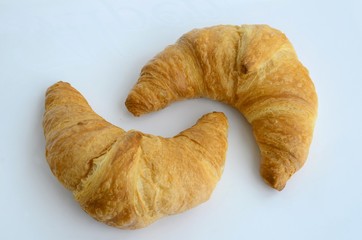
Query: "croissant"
43 82 228 229
125 24 318 190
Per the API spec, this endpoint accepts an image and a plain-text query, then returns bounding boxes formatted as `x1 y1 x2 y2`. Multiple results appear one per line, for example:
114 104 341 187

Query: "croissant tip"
46 81 70 91
207 111 226 117
260 166 288 191
263 177 286 191
53 81 69 87
273 183 286 191
198 111 228 125
125 95 145 117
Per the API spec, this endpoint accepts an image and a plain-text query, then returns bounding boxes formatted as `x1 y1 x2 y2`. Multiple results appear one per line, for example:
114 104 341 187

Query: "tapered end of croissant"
125 91 150 116
125 84 167 116
260 157 289 191
259 145 309 191
43 81 125 191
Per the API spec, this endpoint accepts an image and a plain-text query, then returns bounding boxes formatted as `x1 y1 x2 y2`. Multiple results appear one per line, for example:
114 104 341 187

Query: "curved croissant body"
43 82 228 229
125 24 318 190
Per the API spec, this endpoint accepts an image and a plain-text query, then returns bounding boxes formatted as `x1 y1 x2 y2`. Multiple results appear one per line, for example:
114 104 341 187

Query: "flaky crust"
125 24 318 190
43 82 228 229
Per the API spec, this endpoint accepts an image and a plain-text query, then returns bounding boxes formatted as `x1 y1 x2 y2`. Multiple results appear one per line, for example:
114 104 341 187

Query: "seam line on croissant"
45 97 91 111
76 138 119 192
134 145 154 216
258 141 299 172
175 134 220 179
181 36 206 93
230 32 242 102
44 116 104 139
175 134 204 150
260 43 292 69
259 141 297 160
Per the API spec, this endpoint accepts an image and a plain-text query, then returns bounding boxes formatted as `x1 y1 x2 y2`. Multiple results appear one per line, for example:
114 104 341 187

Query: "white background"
1 0 361 239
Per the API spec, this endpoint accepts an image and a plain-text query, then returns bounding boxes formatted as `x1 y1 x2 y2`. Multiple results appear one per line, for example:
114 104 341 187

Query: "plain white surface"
1 0 362 239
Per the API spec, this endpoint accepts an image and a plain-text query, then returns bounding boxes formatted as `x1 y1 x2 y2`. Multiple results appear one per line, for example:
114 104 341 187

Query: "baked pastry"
43 81 228 229
125 24 318 190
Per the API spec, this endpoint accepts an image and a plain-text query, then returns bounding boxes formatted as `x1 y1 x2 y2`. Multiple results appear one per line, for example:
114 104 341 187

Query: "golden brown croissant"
43 81 228 229
125 24 318 190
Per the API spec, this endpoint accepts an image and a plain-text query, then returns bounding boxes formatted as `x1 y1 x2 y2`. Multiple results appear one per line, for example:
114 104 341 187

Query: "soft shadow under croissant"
125 24 318 190
43 81 228 229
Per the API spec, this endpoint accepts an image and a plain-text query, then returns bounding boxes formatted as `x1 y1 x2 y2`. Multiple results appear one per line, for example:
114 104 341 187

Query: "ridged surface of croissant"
125 24 318 190
43 82 228 229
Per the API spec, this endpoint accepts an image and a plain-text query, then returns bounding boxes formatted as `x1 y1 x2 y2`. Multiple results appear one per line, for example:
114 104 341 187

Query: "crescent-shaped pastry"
43 82 228 229
125 24 318 190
